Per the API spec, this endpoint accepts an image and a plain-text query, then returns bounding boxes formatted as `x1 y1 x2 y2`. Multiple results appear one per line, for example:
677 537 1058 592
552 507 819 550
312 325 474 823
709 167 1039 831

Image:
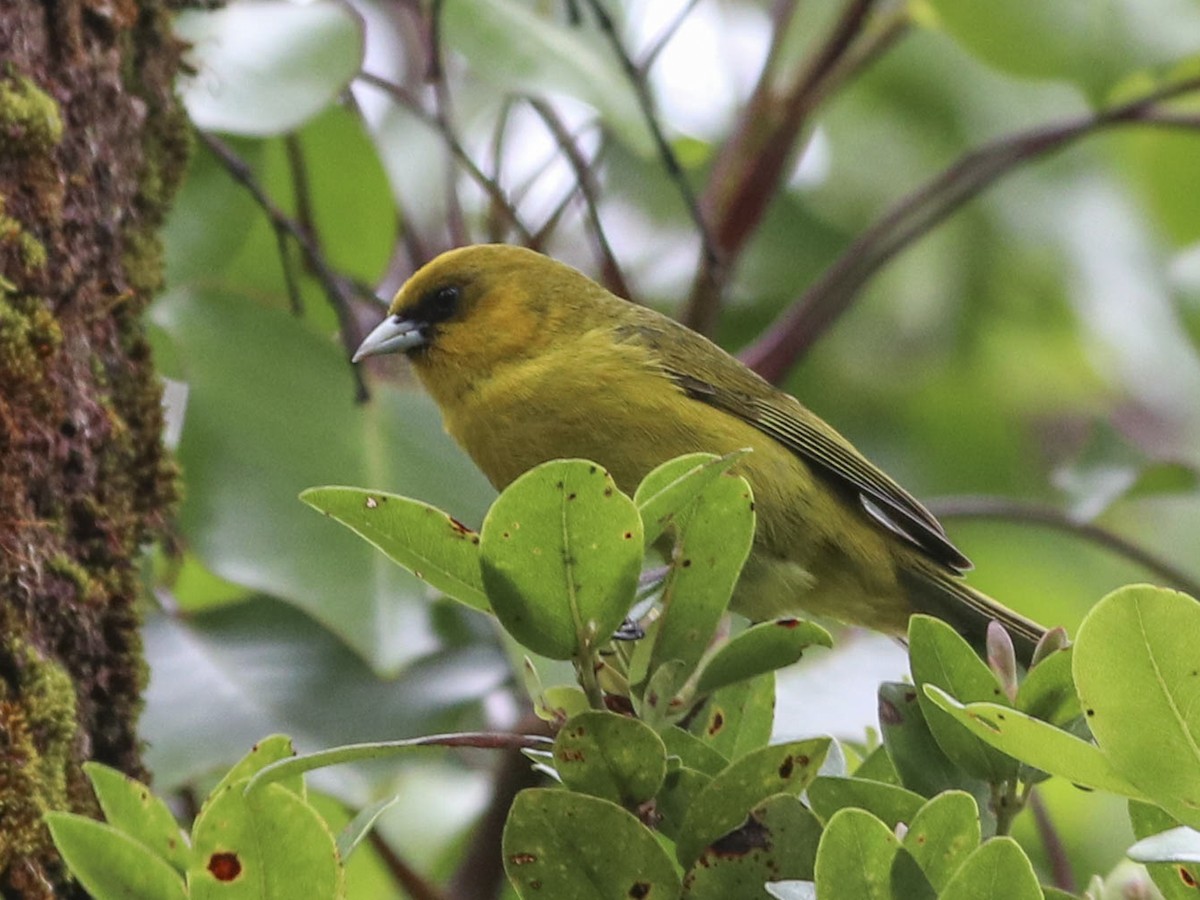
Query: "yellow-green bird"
354 243 1046 662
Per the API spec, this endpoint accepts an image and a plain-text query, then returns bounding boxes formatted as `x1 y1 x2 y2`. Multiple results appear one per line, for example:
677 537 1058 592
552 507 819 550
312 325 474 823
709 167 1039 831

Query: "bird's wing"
665 368 973 574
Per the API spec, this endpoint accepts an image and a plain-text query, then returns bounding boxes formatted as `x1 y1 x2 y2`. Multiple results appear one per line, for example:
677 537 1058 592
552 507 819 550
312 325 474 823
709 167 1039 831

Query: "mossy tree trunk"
0 2 188 895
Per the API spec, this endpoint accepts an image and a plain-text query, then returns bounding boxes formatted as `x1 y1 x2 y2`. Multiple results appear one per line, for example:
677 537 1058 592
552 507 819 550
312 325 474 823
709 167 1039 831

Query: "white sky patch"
628 0 771 139
788 126 832 190
773 631 909 743
1059 180 1200 410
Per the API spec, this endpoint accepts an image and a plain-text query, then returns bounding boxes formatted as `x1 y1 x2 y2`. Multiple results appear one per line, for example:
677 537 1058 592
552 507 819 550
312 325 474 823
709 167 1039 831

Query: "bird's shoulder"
608 308 972 573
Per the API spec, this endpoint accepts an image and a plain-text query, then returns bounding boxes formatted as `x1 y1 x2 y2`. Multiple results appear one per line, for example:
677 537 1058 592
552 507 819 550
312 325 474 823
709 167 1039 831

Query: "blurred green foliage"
134 0 1200 895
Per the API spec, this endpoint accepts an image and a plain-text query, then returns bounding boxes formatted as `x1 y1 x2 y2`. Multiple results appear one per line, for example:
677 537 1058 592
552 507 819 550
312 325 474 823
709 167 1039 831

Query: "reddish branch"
742 75 1200 383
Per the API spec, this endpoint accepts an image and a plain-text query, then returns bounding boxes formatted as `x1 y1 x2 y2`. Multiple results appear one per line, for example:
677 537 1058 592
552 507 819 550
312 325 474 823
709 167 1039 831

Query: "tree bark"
0 2 188 895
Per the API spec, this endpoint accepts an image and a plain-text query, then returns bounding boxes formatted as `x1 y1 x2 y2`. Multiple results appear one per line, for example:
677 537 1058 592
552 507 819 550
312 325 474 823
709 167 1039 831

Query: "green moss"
46 555 105 607
0 76 63 156
0 196 49 285
0 294 61 386
0 642 78 869
120 229 166 298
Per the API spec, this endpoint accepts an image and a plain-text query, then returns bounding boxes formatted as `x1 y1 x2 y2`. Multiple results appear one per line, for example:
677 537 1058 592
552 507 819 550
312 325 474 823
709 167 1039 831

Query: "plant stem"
576 649 607 710
991 778 1025 836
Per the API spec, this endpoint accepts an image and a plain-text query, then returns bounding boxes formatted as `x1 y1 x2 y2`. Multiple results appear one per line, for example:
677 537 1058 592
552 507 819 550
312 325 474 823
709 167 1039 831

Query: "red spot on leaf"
447 515 473 535
208 852 242 881
629 882 651 898
707 711 725 736
1181 867 1197 887
775 618 801 628
778 755 794 779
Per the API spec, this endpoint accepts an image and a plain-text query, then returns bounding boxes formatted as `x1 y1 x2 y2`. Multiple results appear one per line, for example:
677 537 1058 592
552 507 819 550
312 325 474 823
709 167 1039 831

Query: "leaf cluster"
50 453 1200 898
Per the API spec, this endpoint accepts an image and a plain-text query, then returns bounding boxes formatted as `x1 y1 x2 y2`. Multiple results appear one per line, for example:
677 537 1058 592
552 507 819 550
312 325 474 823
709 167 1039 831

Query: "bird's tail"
902 565 1047 666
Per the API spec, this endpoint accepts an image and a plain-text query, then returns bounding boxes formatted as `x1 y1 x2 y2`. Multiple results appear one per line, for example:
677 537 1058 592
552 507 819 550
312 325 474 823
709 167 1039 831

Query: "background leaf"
1074 585 1200 826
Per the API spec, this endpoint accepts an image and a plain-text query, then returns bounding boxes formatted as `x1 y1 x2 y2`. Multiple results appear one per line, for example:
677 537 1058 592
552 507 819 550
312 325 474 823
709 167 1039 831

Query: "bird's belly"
440 359 913 633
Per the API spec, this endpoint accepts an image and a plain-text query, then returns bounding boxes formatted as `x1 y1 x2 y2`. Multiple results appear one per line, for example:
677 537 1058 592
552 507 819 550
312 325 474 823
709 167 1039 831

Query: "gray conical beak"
352 316 426 362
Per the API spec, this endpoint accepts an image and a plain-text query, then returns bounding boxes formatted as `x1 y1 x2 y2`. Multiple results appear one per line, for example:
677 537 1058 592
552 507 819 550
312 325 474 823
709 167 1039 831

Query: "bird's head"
353 245 615 400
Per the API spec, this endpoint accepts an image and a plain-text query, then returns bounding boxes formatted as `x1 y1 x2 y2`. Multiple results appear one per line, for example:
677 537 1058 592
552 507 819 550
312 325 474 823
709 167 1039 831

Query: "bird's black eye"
424 285 461 323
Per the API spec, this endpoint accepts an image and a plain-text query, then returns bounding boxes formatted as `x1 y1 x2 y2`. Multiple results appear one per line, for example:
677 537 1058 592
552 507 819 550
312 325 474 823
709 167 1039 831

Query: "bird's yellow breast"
414 326 908 627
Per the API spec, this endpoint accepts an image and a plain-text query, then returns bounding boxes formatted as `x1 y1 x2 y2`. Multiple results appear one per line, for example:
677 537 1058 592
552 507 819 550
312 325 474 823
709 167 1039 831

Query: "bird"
353 243 1046 663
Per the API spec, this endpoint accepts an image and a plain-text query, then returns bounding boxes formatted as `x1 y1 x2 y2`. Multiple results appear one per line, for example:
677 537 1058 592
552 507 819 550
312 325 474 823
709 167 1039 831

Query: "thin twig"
447 712 552 900
485 98 518 243
357 71 533 243
427 0 468 246
580 0 721 284
683 0 882 334
528 126 609 248
928 495 1200 599
367 831 452 900
197 130 371 401
527 98 630 297
741 75 1200 382
282 134 315 315
803 7 910 112
284 134 317 246
272 227 304 316
1029 789 1076 893
638 0 703 73
781 0 878 122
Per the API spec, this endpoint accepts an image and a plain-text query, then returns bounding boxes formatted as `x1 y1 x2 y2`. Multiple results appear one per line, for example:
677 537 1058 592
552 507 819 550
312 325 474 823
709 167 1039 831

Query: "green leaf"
1129 800 1200 899
656 766 713 843
1015 647 1081 727
441 0 653 156
1074 585 1200 826
806 777 925 830
676 737 830 868
141 601 506 796
909 615 1018 782
82 763 191 873
335 794 401 862
534 685 590 725
189 781 343 899
660 724 730 778
301 487 488 612
645 469 756 679
924 686 1144 797
681 795 823 898
689 673 776 760
813 808 900 900
44 813 188 900
245 733 551 795
502 789 680 899
695 619 832 696
922 0 1200 100
1126 117 1200 246
889 848 938 900
853 745 901 786
878 682 977 799
552 711 667 806
480 459 643 660
151 288 493 674
638 658 691 728
634 450 751 548
213 735 303 799
902 791 981 892
175 0 364 136
938 836 1041 900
